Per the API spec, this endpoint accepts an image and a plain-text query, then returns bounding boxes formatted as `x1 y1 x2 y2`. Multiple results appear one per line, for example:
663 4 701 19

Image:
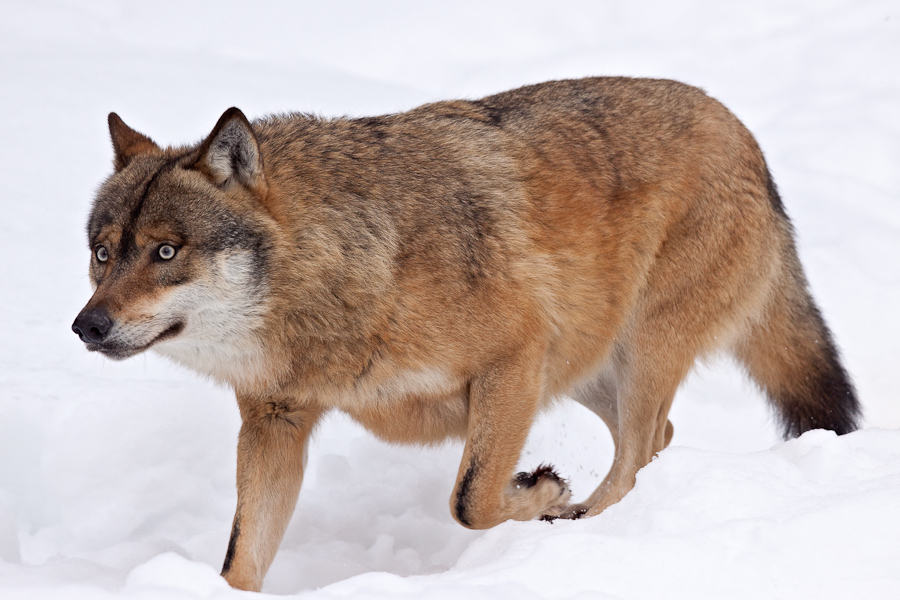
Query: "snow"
1 0 898 598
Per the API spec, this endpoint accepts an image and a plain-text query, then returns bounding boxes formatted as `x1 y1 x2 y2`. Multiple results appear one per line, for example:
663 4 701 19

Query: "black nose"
72 308 112 344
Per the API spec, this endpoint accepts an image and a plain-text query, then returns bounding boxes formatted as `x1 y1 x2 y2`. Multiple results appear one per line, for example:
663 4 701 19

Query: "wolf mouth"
87 321 185 360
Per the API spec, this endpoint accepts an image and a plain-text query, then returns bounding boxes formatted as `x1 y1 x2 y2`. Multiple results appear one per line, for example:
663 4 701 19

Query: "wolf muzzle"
72 307 112 344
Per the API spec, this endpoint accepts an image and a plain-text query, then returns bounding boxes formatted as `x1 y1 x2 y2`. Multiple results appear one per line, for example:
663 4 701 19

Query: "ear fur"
108 113 160 171
194 107 266 194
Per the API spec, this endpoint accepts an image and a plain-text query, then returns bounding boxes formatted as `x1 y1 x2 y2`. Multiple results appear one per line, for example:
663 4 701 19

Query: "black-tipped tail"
736 284 860 439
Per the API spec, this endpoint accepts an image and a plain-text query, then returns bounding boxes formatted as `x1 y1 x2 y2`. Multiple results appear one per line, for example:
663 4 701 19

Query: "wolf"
72 77 860 591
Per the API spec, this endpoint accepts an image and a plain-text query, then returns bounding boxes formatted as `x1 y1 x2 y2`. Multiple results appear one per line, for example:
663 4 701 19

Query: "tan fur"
74 77 859 591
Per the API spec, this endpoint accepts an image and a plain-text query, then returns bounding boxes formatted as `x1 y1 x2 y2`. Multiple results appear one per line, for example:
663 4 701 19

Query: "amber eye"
158 244 176 260
96 246 108 262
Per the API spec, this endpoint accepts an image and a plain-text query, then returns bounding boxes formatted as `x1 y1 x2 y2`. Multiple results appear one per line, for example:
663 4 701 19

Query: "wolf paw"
554 503 590 520
508 464 571 521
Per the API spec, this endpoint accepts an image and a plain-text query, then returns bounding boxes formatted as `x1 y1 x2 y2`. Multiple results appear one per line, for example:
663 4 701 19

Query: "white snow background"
1 1 899 598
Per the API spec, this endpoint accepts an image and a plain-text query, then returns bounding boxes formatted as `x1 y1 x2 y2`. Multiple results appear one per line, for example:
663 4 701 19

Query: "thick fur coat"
73 77 860 591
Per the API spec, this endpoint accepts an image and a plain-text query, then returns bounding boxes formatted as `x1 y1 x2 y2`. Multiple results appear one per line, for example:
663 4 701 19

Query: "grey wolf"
72 77 860 591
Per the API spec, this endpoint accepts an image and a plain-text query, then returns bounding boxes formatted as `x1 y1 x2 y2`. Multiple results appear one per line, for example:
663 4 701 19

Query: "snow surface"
1 0 899 598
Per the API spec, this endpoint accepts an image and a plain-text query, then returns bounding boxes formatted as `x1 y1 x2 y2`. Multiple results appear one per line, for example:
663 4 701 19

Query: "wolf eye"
158 244 177 260
95 246 108 262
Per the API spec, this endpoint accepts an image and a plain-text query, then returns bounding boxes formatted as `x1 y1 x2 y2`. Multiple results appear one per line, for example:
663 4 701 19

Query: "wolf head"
73 108 276 385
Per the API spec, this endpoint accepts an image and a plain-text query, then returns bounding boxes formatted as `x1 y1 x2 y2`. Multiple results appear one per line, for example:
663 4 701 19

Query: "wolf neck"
153 327 280 393
243 129 403 396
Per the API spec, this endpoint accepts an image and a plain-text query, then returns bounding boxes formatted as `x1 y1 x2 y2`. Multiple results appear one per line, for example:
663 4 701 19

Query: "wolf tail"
734 174 861 438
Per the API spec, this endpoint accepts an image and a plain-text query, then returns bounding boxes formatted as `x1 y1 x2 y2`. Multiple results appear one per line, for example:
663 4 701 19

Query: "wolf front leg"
451 348 571 529
222 394 323 592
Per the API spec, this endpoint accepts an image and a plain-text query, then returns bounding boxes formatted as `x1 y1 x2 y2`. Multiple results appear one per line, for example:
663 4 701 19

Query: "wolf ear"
109 113 160 171
194 107 266 195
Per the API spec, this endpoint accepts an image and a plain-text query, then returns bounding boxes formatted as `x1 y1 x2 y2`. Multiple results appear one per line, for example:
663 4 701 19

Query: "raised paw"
506 464 572 521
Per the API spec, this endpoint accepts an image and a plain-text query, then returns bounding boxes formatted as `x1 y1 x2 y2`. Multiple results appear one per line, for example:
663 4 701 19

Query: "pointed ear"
108 113 160 171
194 107 266 194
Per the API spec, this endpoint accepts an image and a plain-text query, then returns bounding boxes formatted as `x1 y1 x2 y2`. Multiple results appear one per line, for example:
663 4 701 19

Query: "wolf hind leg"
572 370 621 451
572 366 675 457
733 271 860 438
560 341 690 519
